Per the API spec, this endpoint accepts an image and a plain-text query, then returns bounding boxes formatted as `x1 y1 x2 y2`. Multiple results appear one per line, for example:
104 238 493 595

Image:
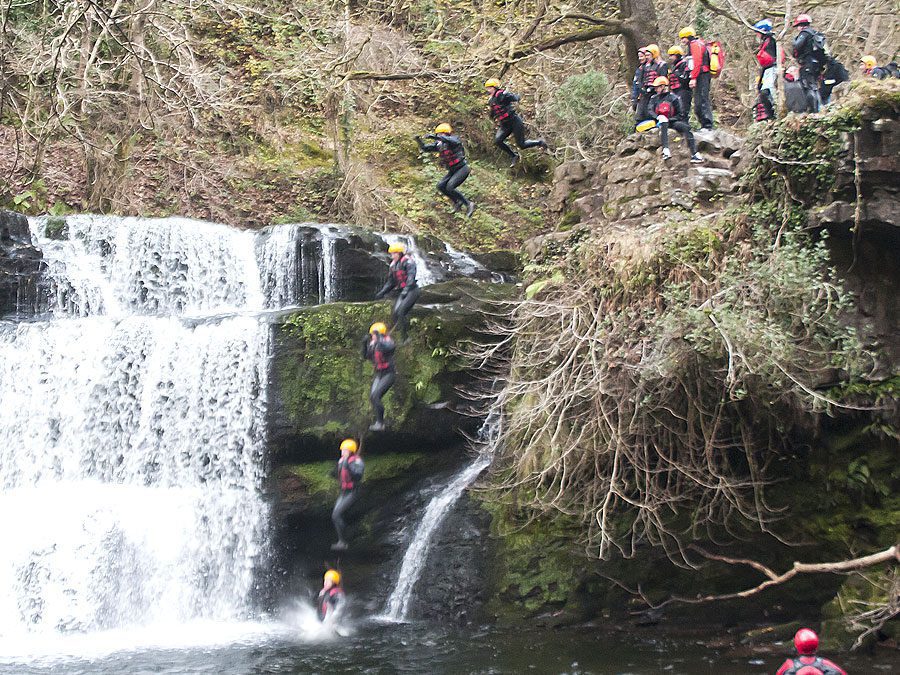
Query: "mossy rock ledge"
267 278 516 463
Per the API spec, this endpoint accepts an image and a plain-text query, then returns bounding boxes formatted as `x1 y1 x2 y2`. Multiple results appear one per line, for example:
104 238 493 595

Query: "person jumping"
484 78 547 167
375 242 421 342
416 124 475 217
362 322 396 431
330 438 364 551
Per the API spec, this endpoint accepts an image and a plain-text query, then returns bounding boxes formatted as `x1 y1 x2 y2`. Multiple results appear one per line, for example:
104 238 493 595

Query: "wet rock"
0 209 46 317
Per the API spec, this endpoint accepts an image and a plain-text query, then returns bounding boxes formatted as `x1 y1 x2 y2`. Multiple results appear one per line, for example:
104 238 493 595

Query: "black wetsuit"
362 332 396 427
317 586 345 622
649 92 697 155
819 56 848 105
375 254 421 340
488 89 545 159
331 454 364 547
634 61 668 123
669 56 692 121
416 134 472 209
793 27 826 112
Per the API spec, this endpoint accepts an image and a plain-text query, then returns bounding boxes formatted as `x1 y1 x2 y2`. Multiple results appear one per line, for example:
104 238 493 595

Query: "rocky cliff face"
0 210 45 316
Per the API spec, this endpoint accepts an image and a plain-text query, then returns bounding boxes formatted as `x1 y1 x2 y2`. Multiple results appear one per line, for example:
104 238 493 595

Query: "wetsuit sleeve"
632 67 642 105
671 94 684 120
362 335 372 360
502 91 521 104
792 32 807 59
417 136 439 152
440 134 462 148
375 273 395 299
380 336 396 359
330 459 340 478
349 458 364 482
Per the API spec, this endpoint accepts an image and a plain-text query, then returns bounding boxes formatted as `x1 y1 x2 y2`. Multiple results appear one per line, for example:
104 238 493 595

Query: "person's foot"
369 421 385 432
690 153 704 163
662 147 672 161
465 201 476 218
508 153 520 168
331 541 348 551
538 139 549 150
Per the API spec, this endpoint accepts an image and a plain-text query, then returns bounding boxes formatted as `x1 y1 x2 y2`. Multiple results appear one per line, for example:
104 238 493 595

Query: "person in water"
375 242 420 341
415 123 475 217
484 78 547 167
317 569 346 622
775 628 846 675
330 438 365 551
362 322 396 432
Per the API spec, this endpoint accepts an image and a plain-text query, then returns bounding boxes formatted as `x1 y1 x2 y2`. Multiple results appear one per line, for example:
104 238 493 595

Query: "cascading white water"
0 216 288 651
383 414 499 621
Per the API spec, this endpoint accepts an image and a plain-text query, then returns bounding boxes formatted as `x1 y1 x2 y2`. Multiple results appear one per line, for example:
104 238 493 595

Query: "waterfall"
378 233 438 286
383 414 499 621
0 216 291 646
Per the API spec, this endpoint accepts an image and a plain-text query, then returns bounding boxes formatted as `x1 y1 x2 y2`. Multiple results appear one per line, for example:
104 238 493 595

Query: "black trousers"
693 72 714 129
799 66 822 112
675 89 692 121
332 489 358 543
370 370 396 425
437 164 470 206
495 115 542 157
659 121 697 155
635 95 652 123
391 285 421 338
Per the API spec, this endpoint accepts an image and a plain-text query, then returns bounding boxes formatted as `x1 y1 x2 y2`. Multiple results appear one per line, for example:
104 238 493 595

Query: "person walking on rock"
775 628 846 675
752 19 778 122
317 569 346 622
792 14 827 112
679 26 715 130
484 78 547 167
375 242 421 341
362 322 396 432
416 123 475 217
667 46 692 121
330 439 365 551
648 77 702 163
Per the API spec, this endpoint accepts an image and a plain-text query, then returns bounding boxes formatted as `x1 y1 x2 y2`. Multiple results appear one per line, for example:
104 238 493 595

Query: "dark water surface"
2 617 896 675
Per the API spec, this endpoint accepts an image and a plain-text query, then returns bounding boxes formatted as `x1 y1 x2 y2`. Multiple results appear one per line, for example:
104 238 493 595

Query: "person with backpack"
648 76 703 163
415 123 475 217
861 55 890 80
667 46 692 120
679 26 715 130
775 628 847 675
792 14 827 112
330 439 365 551
820 56 850 104
752 19 778 122
484 78 548 167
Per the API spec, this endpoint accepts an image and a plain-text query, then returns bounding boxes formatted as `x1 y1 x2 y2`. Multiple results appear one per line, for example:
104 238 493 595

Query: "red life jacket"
489 90 512 121
339 455 362 490
783 656 840 675
372 343 393 371
642 64 660 88
392 256 411 288
756 37 776 68
438 141 465 168
754 100 770 121
655 100 674 118
318 586 343 621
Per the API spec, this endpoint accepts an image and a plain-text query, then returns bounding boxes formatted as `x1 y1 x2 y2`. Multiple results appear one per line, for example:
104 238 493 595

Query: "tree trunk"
619 0 660 72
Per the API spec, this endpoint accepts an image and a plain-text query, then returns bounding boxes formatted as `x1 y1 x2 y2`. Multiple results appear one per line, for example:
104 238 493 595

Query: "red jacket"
775 655 847 675
688 37 710 80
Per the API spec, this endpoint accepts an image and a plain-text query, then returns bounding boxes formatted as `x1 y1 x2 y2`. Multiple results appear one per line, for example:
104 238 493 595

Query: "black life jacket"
489 89 514 121
317 586 343 621
783 656 839 675
642 63 660 88
391 255 413 288
754 100 771 121
339 455 362 491
437 137 465 169
669 59 683 90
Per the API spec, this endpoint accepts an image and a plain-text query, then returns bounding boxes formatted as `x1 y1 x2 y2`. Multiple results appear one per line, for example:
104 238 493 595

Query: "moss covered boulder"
267 278 515 462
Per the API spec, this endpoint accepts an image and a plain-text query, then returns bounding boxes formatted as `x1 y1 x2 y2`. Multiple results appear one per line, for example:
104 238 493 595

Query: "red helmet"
794 628 819 655
793 13 812 26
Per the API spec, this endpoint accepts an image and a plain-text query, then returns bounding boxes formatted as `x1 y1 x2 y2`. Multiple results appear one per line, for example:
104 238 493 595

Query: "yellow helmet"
340 438 358 453
861 55 877 69
434 123 452 134
646 44 660 59
369 322 388 335
667 46 684 56
324 569 341 585
652 76 669 87
484 78 501 88
387 243 406 254
678 26 696 39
